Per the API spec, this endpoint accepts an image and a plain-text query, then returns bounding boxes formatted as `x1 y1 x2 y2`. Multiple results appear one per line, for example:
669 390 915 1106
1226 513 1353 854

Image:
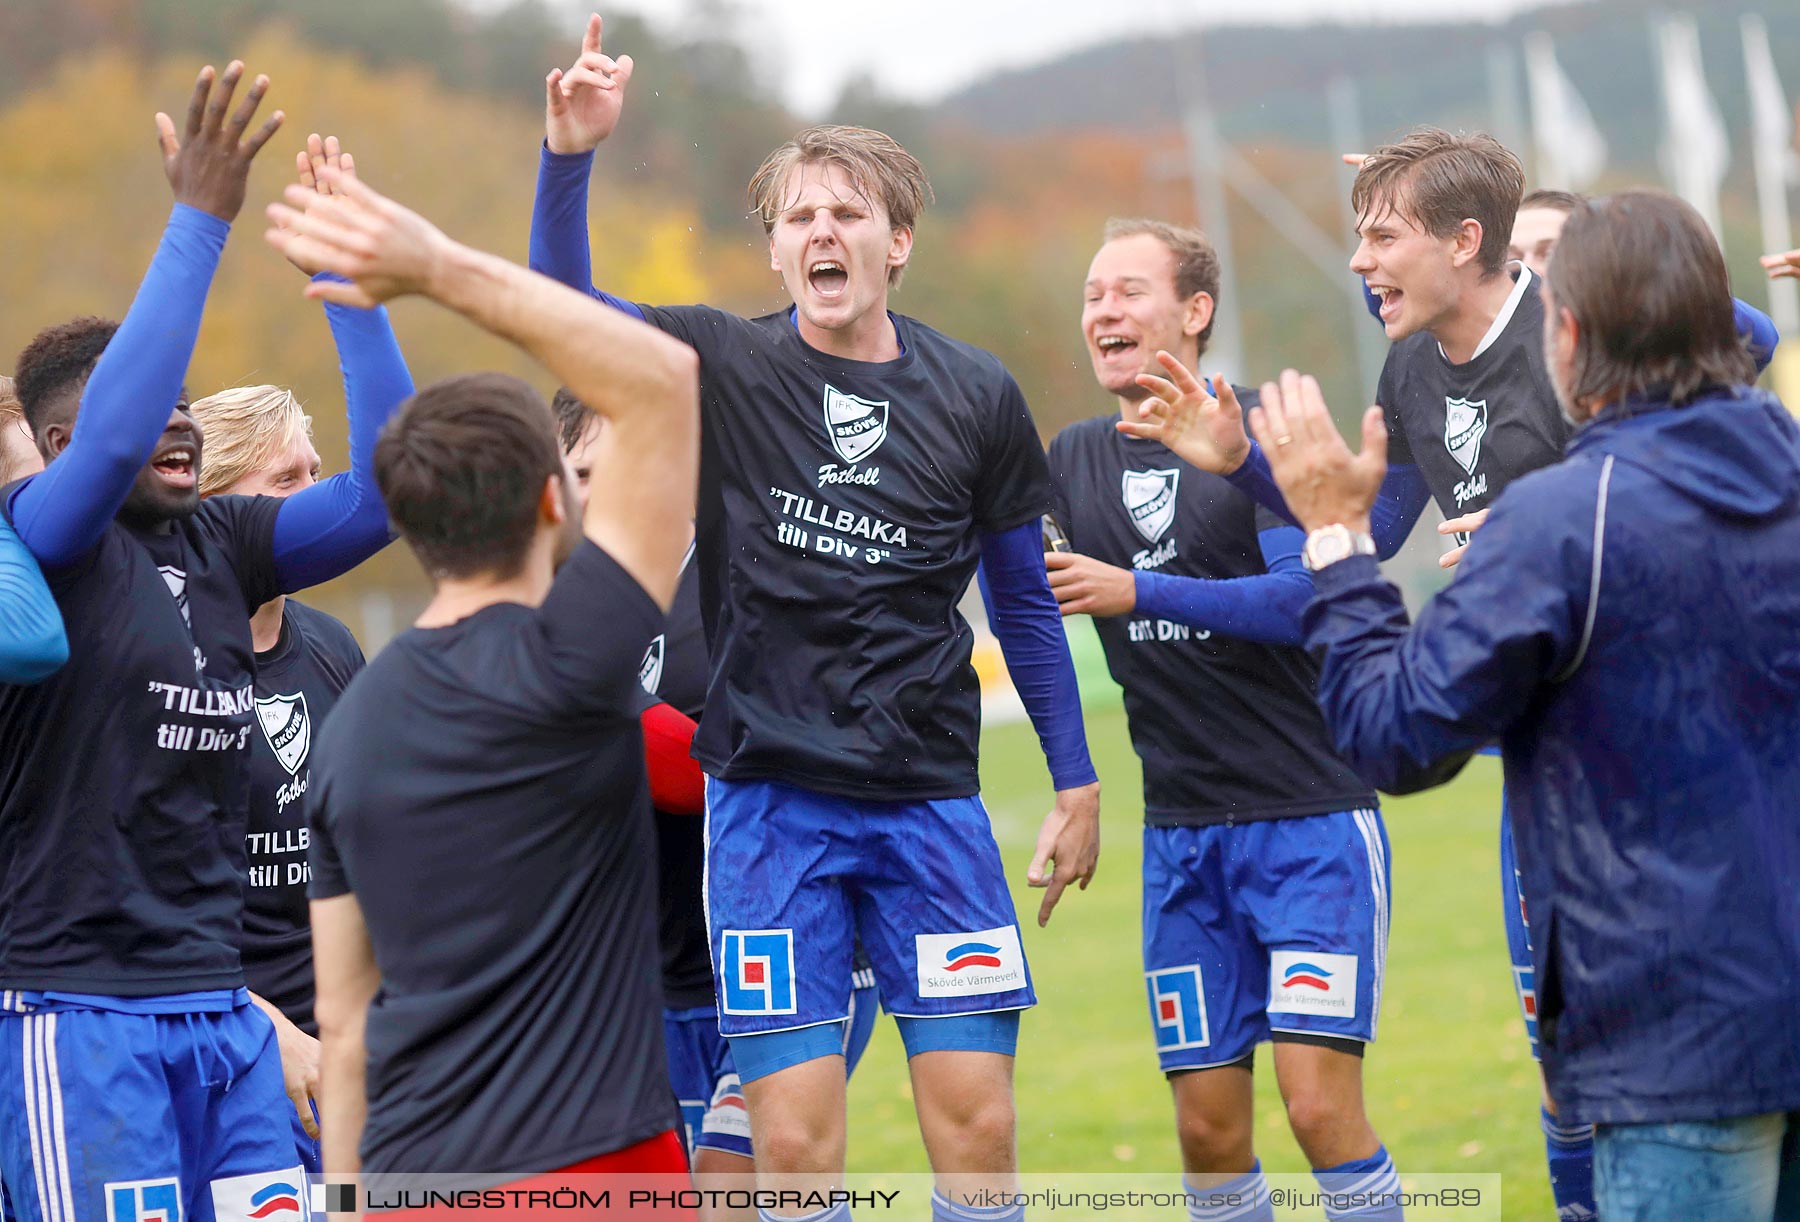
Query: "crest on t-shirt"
157 565 191 626
255 691 311 775
1444 397 1488 475
639 633 666 696
822 384 889 464
1121 468 1180 543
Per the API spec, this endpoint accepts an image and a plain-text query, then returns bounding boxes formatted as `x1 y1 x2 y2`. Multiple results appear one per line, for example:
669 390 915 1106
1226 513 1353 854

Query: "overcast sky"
582 0 1564 115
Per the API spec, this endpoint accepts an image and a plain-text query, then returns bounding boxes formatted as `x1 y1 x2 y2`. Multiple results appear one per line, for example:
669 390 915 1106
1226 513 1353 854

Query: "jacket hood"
1571 387 1800 520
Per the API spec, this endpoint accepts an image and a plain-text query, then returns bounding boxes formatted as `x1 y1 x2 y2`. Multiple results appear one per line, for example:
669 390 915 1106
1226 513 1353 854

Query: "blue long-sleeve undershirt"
266 276 413 592
978 521 1098 791
1131 525 1315 646
9 205 229 567
531 144 644 318
1227 439 1468 561
0 519 67 683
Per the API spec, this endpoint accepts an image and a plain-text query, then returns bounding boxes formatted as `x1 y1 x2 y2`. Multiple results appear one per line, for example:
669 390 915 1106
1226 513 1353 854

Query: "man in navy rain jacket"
1192 191 1800 1221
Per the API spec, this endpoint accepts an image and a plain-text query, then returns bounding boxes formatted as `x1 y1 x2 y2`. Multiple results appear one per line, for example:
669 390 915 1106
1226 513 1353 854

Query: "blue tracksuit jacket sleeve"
268 278 413 592
8 205 229 567
0 519 68 682
530 144 645 320
978 521 1098 790
1302 486 1589 794
1735 298 1778 374
1132 526 1311 646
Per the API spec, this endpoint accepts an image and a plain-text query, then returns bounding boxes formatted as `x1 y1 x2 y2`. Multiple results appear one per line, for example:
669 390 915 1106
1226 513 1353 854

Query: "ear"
886 225 914 276
769 232 781 275
540 472 569 526
1450 218 1485 270
39 421 70 462
1182 291 1215 340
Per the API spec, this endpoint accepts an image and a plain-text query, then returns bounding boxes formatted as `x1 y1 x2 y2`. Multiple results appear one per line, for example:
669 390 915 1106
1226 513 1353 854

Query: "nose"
1348 238 1376 276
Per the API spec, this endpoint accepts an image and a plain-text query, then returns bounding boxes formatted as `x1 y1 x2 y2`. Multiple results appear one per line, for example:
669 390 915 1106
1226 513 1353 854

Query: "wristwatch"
1302 524 1377 571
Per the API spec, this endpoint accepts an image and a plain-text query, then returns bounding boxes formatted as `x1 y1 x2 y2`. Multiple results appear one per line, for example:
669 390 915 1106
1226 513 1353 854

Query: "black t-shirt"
639 548 715 1011
635 306 1051 800
1379 266 1572 521
243 599 364 1035
308 540 676 1175
1048 412 1374 827
0 493 282 994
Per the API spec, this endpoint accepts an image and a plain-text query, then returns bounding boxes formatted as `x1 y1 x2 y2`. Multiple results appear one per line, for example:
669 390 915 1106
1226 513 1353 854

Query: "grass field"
843 704 1549 1220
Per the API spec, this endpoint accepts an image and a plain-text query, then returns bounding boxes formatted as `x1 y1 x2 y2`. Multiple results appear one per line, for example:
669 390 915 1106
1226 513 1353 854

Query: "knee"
751 1116 844 1174
1282 1088 1362 1154
1175 1101 1253 1171
939 1091 1016 1156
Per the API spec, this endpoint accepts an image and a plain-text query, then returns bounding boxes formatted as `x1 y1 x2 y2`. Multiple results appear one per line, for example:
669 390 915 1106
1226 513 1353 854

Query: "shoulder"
192 492 281 545
1486 450 1606 535
895 315 1014 389
1050 414 1113 455
286 600 367 673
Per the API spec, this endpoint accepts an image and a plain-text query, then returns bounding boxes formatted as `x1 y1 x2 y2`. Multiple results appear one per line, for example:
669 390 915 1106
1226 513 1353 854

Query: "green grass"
845 705 1549 1219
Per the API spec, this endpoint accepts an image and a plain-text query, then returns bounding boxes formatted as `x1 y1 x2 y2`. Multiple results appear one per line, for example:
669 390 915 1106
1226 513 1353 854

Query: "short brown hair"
1102 217 1222 352
550 386 596 454
1352 127 1525 277
1546 191 1754 412
1520 188 1585 215
188 384 314 497
748 125 933 287
374 373 564 581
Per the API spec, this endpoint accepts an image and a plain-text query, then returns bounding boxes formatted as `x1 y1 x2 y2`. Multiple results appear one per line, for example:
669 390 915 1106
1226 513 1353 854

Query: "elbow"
315 994 368 1048
2 629 68 684
666 341 700 404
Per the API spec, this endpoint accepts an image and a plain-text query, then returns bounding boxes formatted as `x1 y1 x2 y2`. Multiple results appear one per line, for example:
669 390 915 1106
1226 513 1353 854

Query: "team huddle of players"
0 14 1790 1222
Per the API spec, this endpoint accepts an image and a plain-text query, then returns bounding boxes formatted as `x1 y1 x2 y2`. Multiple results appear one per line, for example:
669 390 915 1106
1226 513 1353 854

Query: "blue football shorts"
1141 808 1390 1072
704 778 1035 1039
0 993 300 1222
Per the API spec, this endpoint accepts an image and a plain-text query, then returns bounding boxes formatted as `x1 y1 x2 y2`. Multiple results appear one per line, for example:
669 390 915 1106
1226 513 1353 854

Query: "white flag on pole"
1742 13 1798 336
1655 15 1730 239
1523 31 1607 191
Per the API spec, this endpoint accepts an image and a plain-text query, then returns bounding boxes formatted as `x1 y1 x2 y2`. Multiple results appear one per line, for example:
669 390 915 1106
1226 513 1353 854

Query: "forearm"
1371 464 1431 559
0 525 67 683
1134 569 1309 646
1222 443 1302 527
980 524 1098 791
319 1021 367 1173
530 144 643 317
268 285 414 592
10 205 229 565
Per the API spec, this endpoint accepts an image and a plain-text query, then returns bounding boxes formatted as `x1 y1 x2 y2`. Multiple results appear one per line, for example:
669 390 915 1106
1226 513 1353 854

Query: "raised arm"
8 64 282 567
530 13 645 317
266 169 698 607
1129 522 1314 647
265 136 413 593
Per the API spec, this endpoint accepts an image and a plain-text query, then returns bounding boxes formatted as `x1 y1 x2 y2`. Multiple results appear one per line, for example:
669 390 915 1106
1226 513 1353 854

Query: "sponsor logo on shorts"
1145 965 1210 1052
1268 951 1358 1018
1513 965 1539 1044
107 1179 183 1222
915 925 1026 997
720 929 798 1015
703 1072 753 1141
210 1170 306 1222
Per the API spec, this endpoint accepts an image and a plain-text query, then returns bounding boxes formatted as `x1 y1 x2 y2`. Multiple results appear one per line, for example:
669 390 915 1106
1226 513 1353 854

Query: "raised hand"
1116 350 1251 474
1245 369 1387 534
155 61 284 222
1762 249 1800 281
282 133 359 276
265 169 450 308
545 13 635 155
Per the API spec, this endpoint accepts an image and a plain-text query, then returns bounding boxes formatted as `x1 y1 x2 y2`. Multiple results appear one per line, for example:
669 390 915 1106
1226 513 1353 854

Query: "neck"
796 302 901 363
250 595 286 653
1434 270 1517 365
416 555 555 628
